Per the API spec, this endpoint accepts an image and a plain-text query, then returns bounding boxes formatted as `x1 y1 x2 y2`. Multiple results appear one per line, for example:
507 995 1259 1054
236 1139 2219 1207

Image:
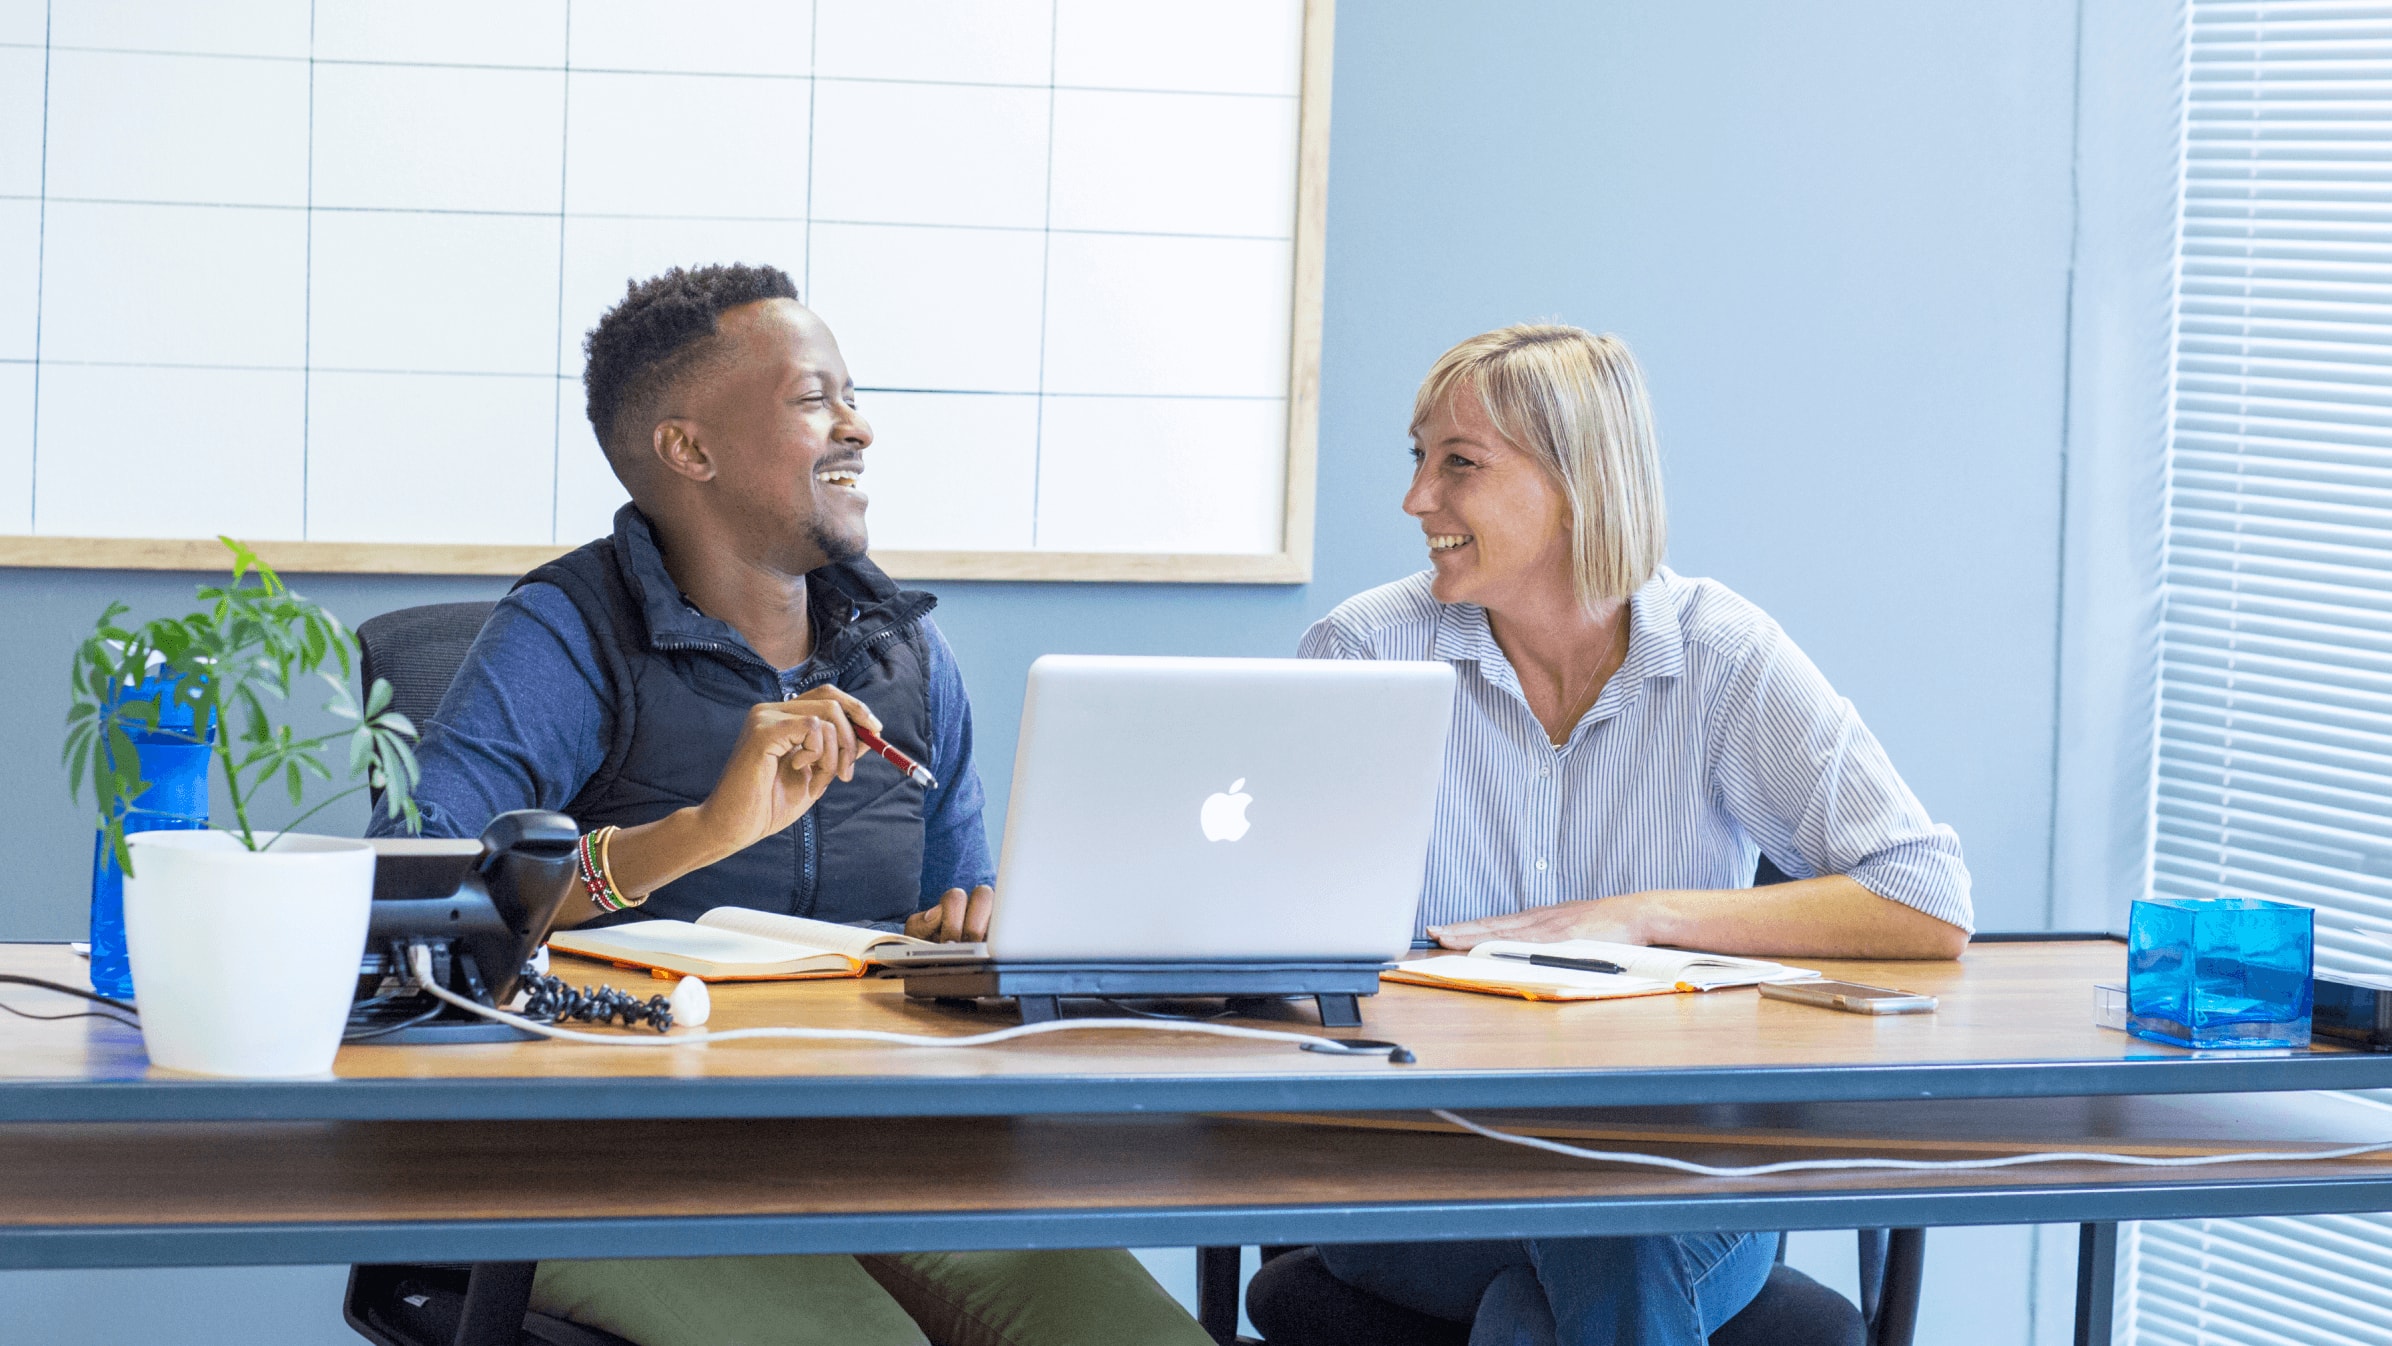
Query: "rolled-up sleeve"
1704 623 1976 932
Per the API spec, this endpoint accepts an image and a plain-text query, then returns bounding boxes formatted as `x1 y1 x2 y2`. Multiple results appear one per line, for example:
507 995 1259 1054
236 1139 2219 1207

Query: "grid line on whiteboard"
547 0 574 548
20 3 49 528
1031 0 1060 547
0 0 1312 563
299 0 314 536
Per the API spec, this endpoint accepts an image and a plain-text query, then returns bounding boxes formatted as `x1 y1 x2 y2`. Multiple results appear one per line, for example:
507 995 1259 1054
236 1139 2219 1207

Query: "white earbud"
668 975 712 1028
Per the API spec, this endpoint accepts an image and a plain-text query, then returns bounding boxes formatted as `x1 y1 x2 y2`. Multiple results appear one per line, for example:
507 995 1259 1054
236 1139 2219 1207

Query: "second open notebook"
1389 940 1818 1002
547 908 942 981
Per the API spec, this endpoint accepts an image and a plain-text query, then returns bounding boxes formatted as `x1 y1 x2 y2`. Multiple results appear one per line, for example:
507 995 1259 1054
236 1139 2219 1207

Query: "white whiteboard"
0 0 1328 581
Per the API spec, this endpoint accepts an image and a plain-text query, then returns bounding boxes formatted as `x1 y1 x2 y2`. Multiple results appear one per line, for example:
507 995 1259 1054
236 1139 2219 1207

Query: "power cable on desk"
403 945 1413 1061
0 1001 140 1030
0 973 141 1030
1428 1109 2392 1176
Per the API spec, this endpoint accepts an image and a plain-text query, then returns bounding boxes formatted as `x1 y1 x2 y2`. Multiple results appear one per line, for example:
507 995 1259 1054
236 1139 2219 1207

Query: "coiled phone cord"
404 944 1412 1060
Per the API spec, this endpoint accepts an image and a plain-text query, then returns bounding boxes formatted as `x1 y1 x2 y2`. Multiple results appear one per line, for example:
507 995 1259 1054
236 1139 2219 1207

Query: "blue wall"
965 0 2081 929
0 5 2088 1344
0 0 2079 940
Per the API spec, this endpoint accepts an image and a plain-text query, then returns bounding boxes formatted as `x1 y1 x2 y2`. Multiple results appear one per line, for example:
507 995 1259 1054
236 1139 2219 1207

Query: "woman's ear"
651 419 716 482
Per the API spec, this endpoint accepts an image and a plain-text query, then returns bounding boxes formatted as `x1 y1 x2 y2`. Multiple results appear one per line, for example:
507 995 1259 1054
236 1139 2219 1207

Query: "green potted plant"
66 538 422 1076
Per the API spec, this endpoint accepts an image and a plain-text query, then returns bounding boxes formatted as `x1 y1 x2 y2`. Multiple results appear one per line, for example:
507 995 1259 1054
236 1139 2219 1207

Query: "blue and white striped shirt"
1298 568 1973 933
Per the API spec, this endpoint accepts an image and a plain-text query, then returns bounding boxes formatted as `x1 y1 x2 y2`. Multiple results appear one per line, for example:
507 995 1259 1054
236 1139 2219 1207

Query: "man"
378 264 1208 1346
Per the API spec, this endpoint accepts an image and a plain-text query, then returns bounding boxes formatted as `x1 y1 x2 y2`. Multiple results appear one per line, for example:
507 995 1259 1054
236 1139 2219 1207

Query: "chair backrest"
357 601 500 731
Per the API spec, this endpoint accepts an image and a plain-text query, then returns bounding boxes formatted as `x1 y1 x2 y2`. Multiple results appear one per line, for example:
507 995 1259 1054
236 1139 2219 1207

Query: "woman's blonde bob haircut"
1411 324 1667 610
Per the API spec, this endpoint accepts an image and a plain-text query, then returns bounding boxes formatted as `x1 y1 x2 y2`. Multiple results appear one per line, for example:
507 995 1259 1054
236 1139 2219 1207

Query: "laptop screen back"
986 655 1456 962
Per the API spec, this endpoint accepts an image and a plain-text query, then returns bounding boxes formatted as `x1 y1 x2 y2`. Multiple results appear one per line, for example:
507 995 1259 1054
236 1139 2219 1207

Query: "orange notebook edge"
1382 969 1681 1003
546 944 867 983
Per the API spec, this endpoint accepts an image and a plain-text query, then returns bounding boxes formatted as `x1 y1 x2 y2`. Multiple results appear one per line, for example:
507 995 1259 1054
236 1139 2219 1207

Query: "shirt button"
1538 767 1552 779
1534 858 1549 872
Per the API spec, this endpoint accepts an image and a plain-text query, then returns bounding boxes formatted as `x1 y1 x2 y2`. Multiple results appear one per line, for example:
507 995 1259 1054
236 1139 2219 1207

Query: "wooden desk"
5 936 2385 1344
0 1092 2386 1269
4 939 2387 1122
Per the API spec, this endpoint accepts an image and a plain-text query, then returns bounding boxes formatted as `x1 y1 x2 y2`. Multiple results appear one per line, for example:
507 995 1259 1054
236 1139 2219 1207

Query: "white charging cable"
1429 1109 2392 1176
405 945 1407 1058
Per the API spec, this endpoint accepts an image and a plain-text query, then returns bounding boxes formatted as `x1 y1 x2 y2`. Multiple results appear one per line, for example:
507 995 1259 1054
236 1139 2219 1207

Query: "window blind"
2161 0 2392 978
2132 2 2392 1341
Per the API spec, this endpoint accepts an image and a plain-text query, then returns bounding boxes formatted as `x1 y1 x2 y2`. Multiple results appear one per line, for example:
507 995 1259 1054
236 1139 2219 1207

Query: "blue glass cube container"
2127 896 2312 1050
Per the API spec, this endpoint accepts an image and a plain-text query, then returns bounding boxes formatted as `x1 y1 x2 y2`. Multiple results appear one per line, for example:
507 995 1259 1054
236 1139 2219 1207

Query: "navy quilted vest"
520 506 938 926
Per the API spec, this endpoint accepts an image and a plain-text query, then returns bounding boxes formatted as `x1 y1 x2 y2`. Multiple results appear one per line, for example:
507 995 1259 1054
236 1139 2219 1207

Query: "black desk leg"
456 1261 537 1346
2075 1222 2119 1346
1195 1246 1243 1346
1315 993 1361 1027
1871 1229 1925 1346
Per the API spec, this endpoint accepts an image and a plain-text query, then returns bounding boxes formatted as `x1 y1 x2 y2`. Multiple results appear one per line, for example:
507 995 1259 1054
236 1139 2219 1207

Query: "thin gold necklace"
1548 619 1630 748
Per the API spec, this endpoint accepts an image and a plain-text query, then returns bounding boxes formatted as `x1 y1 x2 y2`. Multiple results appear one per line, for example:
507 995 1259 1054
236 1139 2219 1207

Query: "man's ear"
651 419 716 483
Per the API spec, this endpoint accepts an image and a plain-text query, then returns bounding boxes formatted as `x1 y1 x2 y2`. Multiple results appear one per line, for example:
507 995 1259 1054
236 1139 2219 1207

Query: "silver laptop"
972 654 1456 963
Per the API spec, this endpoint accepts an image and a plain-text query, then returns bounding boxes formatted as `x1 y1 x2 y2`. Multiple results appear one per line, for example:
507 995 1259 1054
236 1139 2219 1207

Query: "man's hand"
780 684 882 783
906 885 995 943
554 688 897 930
691 701 846 856
1428 896 1651 951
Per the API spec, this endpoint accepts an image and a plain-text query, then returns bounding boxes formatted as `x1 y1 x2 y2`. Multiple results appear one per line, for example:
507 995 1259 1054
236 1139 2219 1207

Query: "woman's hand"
1429 897 1648 950
1430 879 1970 960
906 885 995 943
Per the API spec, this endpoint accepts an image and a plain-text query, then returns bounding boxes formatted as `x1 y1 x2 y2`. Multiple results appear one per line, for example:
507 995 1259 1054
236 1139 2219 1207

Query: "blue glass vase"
88 675 212 999
2127 896 2313 1050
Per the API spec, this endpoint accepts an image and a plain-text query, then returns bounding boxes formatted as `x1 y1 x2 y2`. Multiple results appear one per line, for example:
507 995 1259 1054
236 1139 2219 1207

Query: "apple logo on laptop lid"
1200 779 1253 842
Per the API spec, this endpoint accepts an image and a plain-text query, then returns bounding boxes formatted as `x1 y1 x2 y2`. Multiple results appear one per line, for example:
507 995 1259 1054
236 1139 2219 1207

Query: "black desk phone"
347 810 580 1044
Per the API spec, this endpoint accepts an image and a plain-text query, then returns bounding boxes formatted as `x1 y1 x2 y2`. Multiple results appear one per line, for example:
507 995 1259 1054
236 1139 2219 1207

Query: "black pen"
1490 952 1627 976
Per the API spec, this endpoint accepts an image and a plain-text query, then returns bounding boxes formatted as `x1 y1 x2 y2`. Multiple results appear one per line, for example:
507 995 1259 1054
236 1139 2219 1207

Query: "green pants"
531 1248 1215 1346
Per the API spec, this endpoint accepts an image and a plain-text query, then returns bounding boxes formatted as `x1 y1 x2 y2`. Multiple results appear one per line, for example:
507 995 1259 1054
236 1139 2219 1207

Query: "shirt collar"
1428 568 1685 716
1584 568 1684 718
607 503 933 674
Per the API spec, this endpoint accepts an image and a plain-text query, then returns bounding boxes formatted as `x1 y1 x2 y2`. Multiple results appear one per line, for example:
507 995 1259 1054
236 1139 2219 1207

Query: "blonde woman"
1299 325 1972 1345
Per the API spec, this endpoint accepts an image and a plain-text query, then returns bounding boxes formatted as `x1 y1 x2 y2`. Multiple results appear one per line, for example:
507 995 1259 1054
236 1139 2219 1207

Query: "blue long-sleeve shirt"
370 581 995 908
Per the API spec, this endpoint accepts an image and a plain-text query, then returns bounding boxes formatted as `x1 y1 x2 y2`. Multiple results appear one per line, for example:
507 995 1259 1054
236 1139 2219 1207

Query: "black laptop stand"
893 960 1389 1026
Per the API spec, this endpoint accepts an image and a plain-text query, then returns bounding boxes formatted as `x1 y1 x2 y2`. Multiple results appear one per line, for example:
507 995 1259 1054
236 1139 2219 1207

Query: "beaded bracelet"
576 825 640 913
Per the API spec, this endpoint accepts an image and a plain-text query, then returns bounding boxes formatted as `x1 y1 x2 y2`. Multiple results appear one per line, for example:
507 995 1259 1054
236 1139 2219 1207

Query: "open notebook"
547 908 934 981
1388 939 1817 1002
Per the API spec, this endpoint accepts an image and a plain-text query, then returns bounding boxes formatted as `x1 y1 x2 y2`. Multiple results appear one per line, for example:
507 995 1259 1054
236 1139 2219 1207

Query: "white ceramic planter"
123 831 375 1077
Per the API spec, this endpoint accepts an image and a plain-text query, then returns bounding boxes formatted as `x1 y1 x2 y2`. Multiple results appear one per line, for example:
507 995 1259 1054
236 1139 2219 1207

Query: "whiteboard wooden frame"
0 1 1333 584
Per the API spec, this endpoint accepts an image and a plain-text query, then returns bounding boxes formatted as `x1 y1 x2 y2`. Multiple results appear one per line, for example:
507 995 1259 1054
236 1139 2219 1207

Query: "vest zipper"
782 617 919 919
798 811 818 918
657 614 924 920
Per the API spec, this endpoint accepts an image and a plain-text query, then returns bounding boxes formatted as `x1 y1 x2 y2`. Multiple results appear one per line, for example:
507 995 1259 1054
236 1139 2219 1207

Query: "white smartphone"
1759 979 1938 1015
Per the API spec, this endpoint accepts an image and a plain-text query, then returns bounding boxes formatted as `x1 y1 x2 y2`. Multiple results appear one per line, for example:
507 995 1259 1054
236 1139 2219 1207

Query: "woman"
1299 325 1972 1345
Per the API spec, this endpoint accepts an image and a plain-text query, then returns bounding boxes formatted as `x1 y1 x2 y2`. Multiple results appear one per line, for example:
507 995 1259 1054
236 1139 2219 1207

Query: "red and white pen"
855 723 938 790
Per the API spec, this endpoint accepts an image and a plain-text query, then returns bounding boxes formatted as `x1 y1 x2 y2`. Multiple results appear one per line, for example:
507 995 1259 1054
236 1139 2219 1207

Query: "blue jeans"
1319 1232 1778 1346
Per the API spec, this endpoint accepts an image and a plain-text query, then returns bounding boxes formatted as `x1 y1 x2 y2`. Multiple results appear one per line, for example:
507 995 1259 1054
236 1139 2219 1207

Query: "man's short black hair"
582 263 800 463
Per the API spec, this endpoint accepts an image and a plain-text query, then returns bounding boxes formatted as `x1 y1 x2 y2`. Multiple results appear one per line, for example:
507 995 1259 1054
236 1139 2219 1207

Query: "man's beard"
808 513 868 565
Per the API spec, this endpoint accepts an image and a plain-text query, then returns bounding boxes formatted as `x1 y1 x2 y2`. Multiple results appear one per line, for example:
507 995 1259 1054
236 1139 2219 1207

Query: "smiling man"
375 268 1211 1345
381 264 997 941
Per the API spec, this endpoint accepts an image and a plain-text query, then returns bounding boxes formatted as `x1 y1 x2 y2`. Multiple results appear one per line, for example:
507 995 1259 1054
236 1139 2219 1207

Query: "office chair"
1210 1230 1924 1346
356 600 500 736
348 602 640 1346
1196 854 1927 1346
